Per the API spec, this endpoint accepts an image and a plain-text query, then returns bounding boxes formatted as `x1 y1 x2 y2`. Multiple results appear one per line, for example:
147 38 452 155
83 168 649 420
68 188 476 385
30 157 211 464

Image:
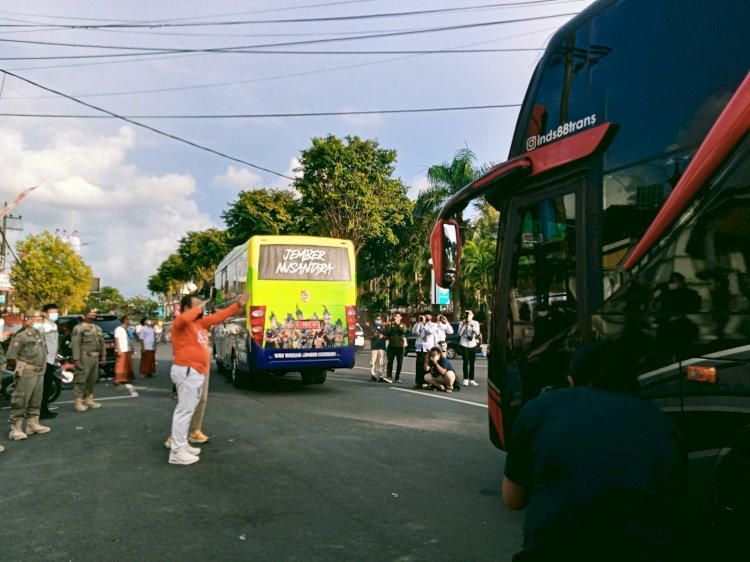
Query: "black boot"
40 410 58 420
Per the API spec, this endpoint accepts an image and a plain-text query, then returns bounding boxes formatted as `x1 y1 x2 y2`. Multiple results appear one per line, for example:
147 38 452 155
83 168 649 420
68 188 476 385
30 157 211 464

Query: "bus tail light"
345 305 356 345
249 305 266 348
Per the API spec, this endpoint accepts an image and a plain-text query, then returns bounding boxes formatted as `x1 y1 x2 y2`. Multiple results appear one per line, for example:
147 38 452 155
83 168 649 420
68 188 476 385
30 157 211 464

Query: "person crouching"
424 346 457 393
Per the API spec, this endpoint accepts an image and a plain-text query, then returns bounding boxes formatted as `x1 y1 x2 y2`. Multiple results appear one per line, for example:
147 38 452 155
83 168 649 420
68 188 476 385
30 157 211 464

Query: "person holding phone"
458 310 482 387
424 346 457 392
167 291 248 466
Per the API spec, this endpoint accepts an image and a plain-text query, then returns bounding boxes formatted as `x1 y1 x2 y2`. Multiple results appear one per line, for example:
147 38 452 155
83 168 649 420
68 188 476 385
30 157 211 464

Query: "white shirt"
138 325 155 351
41 318 59 364
114 325 131 353
458 320 481 348
412 321 439 352
435 320 454 343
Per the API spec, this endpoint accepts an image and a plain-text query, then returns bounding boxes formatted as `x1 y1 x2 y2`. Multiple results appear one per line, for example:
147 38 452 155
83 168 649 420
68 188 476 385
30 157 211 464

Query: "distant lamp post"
416 272 424 307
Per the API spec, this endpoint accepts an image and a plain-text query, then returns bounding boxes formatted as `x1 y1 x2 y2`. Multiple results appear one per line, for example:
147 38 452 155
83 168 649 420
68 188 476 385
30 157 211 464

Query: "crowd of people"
368 309 483 390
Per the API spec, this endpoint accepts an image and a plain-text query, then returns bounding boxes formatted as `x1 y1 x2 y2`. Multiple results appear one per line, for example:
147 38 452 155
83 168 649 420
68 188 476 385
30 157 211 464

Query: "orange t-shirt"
171 303 241 374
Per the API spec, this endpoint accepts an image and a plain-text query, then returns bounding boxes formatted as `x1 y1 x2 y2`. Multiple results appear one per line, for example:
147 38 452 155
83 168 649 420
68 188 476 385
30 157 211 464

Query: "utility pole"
0 206 23 272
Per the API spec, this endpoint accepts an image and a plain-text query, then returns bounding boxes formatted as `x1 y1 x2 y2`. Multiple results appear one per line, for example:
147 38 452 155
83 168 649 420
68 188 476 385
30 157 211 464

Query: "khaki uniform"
71 322 106 399
6 328 48 423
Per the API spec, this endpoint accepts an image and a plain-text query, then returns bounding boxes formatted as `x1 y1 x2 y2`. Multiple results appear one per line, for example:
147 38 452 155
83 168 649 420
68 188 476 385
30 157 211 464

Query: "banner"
0 185 39 220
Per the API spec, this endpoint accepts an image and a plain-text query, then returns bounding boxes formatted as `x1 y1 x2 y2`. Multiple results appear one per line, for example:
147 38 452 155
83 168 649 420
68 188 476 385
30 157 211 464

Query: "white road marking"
124 383 139 397
1 394 136 409
389 387 487 408
353 366 416 376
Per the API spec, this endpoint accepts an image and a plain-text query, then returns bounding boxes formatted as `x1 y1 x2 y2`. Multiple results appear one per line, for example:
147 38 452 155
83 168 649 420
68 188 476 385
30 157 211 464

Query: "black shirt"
504 387 687 561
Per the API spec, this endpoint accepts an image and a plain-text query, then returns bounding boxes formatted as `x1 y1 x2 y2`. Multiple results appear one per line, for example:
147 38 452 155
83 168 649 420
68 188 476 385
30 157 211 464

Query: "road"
1 345 522 562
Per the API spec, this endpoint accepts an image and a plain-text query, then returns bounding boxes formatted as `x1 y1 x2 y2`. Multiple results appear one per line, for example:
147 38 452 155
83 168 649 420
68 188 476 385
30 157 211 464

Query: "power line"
0 103 523 119
0 12 579 58
0 1 585 28
0 69 294 180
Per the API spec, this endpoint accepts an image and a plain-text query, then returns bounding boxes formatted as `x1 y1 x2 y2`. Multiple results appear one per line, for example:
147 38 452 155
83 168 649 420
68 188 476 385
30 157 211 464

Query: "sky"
0 0 595 297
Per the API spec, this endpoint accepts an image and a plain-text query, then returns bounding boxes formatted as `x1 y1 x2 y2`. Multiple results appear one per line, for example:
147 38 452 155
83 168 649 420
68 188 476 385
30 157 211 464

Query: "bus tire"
313 370 327 385
231 354 249 389
301 371 316 385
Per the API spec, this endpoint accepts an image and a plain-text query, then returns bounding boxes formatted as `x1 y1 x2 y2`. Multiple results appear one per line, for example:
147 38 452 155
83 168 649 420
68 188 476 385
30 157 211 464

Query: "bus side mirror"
430 218 461 289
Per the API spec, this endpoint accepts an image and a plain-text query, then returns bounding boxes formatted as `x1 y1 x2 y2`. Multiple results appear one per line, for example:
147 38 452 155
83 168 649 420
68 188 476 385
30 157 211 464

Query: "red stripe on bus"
527 122 614 176
487 385 506 449
624 71 750 270
473 157 530 189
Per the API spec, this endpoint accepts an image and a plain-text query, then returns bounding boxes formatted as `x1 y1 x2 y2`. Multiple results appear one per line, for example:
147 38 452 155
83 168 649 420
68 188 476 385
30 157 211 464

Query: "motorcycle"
1 363 65 405
55 354 76 390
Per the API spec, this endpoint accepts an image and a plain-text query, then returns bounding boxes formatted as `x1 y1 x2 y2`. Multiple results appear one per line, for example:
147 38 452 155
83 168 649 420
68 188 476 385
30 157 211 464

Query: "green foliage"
10 231 93 313
295 135 410 255
87 285 127 313
148 253 188 296
127 295 159 317
221 188 300 246
176 228 232 289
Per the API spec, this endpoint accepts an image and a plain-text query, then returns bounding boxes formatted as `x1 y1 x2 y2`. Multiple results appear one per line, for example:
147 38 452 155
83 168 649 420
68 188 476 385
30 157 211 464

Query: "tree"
127 295 159 317
10 231 93 313
87 285 127 313
461 206 499 321
176 228 232 291
414 147 489 314
295 135 410 255
221 188 300 246
148 253 188 297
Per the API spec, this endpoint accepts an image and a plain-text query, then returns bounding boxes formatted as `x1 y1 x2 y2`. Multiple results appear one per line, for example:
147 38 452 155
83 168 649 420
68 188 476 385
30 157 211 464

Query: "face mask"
48 312 59 322
374 320 382 326
668 282 678 290
537 311 549 317
32 322 44 331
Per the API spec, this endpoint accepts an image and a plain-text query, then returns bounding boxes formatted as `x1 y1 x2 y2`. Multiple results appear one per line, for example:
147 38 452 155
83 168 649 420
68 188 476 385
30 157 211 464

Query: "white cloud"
212 165 263 189
340 108 384 127
407 175 431 200
0 125 214 297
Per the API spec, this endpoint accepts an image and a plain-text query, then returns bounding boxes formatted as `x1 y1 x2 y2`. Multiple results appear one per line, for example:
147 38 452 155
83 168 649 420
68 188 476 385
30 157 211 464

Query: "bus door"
491 176 593 449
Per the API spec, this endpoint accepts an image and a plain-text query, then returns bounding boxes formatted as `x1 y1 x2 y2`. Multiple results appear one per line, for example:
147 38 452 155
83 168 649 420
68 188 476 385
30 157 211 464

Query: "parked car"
404 322 482 359
57 314 119 375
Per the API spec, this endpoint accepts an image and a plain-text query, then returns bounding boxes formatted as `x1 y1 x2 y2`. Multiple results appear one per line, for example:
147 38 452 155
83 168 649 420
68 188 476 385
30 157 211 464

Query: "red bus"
431 0 750 540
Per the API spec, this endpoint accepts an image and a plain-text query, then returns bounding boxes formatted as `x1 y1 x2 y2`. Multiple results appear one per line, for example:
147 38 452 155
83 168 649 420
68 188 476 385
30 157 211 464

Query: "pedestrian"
113 315 135 385
154 321 164 344
369 314 388 383
423 346 457 392
502 341 687 561
434 313 454 358
167 291 248 466
138 318 156 377
458 310 481 387
385 312 407 383
70 308 106 412
7 310 52 440
412 311 438 389
40 303 61 419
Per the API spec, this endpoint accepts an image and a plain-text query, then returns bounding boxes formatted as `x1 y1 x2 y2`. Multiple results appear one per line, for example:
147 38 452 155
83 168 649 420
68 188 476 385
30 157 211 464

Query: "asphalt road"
1 345 522 562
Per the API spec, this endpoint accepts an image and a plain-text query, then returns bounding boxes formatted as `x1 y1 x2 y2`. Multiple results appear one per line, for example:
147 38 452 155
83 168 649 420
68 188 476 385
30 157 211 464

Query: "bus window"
221 267 228 295
509 192 577 352
258 245 351 282
236 253 247 294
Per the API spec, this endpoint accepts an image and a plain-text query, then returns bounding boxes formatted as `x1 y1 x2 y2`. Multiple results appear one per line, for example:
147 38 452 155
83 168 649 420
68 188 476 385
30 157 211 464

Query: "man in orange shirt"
168 291 248 466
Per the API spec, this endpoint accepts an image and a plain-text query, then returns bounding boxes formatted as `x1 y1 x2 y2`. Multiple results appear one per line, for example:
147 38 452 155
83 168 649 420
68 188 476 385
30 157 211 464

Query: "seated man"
424 346 457 392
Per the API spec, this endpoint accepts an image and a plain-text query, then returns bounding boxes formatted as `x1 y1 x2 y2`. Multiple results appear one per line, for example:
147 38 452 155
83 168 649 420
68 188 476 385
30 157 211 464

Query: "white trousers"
170 365 206 453
370 349 386 377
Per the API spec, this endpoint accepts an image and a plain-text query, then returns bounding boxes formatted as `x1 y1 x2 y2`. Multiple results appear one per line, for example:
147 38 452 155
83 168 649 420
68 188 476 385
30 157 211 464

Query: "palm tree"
414 147 489 315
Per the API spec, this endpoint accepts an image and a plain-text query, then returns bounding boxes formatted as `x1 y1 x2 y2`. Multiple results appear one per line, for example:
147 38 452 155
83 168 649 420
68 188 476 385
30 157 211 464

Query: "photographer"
412 311 438 389
458 310 482 387
424 346 457 392
435 314 454 358
384 312 407 383
369 314 389 383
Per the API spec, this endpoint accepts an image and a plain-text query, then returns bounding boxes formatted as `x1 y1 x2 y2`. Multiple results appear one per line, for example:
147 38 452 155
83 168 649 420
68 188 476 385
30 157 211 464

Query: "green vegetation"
11 231 93 313
148 136 498 320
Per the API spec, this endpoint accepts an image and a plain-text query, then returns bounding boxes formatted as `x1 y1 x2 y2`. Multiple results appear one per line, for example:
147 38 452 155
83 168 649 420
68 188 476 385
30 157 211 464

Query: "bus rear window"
258 245 351 282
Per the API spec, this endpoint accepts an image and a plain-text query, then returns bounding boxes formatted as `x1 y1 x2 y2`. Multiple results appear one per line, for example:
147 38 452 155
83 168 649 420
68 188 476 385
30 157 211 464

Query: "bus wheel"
301 371 316 385
313 370 327 385
231 354 249 389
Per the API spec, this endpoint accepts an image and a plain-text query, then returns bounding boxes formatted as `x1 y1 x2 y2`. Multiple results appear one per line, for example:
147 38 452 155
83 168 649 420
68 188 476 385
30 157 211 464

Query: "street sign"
0 273 13 292
436 286 450 305
0 295 5 304
157 306 164 318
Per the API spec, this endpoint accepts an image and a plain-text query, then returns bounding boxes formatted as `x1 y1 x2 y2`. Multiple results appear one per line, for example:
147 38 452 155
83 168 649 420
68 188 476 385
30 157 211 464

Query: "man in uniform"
7 310 51 440
70 308 106 412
